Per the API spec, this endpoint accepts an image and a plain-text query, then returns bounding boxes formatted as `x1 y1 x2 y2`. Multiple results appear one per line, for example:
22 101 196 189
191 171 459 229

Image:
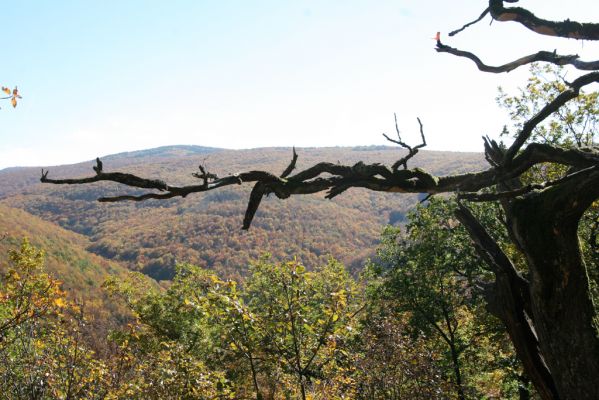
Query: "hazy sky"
1 1 598 169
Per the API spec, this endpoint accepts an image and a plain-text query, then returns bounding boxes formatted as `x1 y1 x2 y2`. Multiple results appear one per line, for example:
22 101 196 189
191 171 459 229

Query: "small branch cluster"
383 114 427 171
192 165 219 188
483 136 505 167
1 86 21 109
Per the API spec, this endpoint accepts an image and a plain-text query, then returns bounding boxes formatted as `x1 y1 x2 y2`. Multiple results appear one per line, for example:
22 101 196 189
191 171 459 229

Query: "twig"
419 193 434 204
449 8 490 36
281 147 298 178
383 115 427 170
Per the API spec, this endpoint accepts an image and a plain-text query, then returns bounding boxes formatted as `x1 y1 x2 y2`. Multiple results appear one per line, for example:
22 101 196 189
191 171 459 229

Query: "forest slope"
0 204 131 349
1 145 485 280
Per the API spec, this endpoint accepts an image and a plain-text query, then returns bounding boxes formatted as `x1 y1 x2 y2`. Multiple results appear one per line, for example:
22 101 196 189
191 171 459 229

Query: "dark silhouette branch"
192 165 218 188
280 147 298 178
449 7 490 37
488 0 599 40
40 142 599 229
436 42 599 73
459 164 599 202
382 115 426 170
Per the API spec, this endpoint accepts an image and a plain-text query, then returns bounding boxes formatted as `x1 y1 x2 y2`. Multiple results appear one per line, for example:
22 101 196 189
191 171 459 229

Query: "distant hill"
0 146 486 280
101 144 222 162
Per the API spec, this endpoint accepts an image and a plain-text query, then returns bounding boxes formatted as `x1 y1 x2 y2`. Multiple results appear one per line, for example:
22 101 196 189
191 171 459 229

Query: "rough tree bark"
40 2 599 398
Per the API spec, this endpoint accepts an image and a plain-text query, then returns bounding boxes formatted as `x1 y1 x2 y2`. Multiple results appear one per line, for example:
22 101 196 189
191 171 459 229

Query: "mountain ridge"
1 144 483 172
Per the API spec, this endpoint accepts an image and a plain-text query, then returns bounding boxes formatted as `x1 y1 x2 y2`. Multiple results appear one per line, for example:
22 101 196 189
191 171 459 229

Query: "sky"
1 0 598 169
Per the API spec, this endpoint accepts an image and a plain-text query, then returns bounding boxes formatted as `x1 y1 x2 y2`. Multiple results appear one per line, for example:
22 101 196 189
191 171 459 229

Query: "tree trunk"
457 167 599 399
456 204 559 400
508 169 599 399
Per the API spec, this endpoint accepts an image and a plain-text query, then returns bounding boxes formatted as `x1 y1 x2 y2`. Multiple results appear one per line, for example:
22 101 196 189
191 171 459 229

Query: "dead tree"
42 2 599 399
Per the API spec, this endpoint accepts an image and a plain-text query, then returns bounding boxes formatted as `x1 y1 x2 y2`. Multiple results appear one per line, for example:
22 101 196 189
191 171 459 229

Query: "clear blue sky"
1 0 598 169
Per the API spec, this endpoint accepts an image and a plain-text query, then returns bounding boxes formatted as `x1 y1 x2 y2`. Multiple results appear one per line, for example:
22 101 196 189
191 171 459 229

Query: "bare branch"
488 0 599 40
449 7 490 37
436 42 599 73
383 115 427 170
40 142 599 229
192 165 219 188
483 136 506 167
243 183 267 230
280 147 298 178
459 164 599 202
92 157 103 174
41 170 170 191
419 193 434 204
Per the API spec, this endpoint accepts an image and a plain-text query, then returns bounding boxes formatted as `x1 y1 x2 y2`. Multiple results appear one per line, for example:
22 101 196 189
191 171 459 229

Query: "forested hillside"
0 204 131 351
1 146 485 279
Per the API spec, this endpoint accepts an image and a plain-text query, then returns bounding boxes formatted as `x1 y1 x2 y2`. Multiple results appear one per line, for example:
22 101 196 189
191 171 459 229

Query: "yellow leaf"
54 297 66 308
11 97 17 108
1 87 10 95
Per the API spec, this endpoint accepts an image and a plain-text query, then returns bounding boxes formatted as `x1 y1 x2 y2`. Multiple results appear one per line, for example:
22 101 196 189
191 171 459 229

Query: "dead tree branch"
448 7 490 37
40 142 599 229
488 0 599 40
436 42 599 73
459 164 599 202
280 147 298 178
382 115 427 170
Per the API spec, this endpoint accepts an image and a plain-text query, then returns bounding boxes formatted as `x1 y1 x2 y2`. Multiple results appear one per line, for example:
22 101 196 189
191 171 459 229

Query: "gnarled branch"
436 42 599 73
40 142 599 229
459 164 599 202
488 0 599 40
